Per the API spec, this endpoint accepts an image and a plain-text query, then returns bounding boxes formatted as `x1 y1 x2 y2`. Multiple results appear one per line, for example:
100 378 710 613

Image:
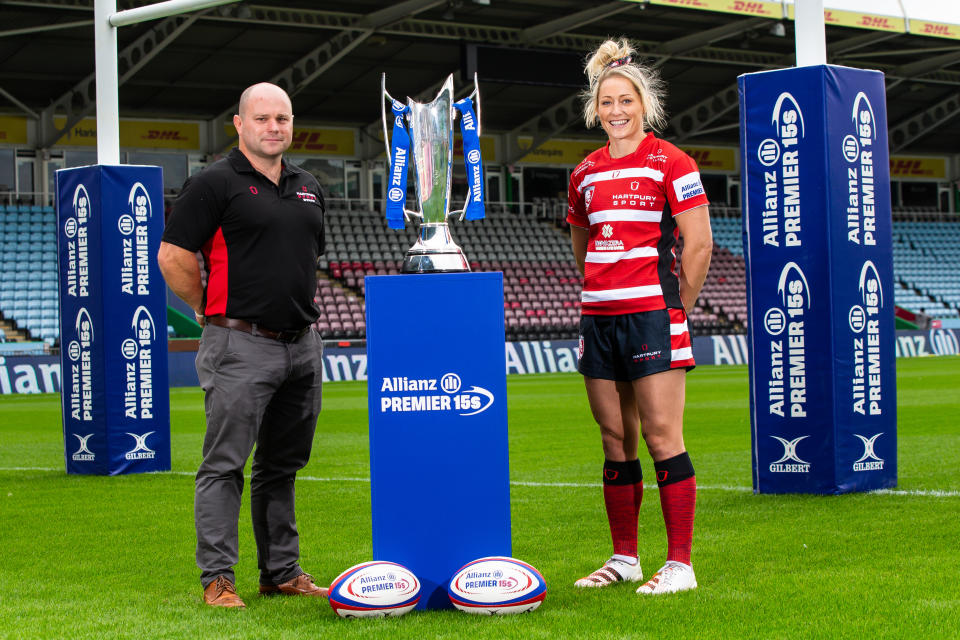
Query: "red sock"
658 476 696 565
602 460 640 559
654 452 696 566
632 477 644 520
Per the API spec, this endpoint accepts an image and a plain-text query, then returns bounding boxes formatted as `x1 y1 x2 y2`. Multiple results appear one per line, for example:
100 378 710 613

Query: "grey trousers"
194 323 324 588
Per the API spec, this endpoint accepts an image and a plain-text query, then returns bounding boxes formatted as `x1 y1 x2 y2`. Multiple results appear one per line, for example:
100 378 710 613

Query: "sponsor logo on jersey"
594 222 623 251
646 149 668 163
296 187 318 204
673 171 705 201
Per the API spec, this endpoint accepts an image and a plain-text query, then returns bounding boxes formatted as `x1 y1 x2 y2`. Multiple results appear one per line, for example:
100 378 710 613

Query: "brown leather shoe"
259 573 329 597
203 576 246 608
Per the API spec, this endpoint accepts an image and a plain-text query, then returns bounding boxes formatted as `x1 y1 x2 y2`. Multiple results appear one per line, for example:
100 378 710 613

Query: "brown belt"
205 316 311 343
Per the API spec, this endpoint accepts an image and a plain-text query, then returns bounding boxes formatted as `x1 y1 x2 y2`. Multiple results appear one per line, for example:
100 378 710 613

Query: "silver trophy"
381 73 482 273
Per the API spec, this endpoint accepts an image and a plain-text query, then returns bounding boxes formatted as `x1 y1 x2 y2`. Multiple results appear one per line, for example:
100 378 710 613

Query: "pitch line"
3 467 959 497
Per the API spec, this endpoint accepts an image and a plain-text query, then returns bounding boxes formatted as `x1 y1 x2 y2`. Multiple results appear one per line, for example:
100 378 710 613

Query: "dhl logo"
290 131 339 152
731 1 772 16
889 159 936 177
824 11 839 23
684 148 735 170
142 130 188 140
859 16 894 29
688 150 711 165
921 23 956 37
661 0 709 7
0 132 6 140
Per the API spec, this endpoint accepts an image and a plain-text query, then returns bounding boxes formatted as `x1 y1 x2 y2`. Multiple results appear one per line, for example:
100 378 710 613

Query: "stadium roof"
1 0 959 161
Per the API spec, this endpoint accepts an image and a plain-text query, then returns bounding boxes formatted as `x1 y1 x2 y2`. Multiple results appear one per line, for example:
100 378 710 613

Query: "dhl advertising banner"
889 156 947 180
365 273 510 608
54 117 200 150
516 137 597 165
57 165 170 475
647 0 784 19
0 116 28 144
682 146 738 173
738 65 896 495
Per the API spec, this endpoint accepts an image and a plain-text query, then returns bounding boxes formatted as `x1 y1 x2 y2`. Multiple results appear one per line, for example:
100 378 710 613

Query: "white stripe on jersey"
670 321 688 336
578 167 665 192
586 246 659 263
581 284 663 303
671 347 693 361
587 209 663 225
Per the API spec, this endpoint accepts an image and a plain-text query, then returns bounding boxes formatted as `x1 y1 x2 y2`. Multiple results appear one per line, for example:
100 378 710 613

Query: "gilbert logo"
769 435 810 473
71 433 95 462
124 431 156 460
852 433 884 471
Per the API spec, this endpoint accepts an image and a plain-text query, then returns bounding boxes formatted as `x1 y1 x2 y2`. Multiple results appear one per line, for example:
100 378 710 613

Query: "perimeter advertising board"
365 272 511 609
57 165 170 475
738 65 896 494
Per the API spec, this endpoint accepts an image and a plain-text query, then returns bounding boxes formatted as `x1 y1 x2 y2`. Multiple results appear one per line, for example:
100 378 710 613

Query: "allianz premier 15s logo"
841 92 878 246
849 261 884 416
763 262 811 419
118 182 153 296
379 372 494 416
756 92 804 248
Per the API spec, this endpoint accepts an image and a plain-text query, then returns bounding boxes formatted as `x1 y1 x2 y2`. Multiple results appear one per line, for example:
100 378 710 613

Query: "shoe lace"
215 576 236 596
658 561 689 583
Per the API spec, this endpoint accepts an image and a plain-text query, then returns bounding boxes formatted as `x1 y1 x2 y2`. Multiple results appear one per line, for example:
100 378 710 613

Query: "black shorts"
577 309 695 381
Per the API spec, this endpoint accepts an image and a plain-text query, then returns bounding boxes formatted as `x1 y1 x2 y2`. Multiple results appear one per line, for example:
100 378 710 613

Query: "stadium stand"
0 204 59 345
892 218 960 322
317 206 738 341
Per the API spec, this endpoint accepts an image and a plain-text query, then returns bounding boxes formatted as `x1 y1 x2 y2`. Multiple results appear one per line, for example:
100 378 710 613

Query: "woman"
567 39 712 595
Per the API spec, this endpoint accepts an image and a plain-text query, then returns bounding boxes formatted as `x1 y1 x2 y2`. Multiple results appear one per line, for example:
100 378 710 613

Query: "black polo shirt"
163 148 325 331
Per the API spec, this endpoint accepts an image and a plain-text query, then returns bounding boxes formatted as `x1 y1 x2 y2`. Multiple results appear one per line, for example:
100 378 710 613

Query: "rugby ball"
328 561 420 618
447 556 547 614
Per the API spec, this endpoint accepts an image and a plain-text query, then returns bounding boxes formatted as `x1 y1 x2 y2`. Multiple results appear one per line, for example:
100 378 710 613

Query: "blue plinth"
56 165 170 475
739 65 897 494
365 272 511 609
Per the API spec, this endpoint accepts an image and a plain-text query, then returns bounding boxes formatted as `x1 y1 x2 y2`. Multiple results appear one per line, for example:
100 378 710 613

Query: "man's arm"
157 241 205 325
674 205 713 313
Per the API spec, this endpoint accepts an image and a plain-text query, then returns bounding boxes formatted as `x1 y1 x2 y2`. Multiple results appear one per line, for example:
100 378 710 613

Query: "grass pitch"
1 357 958 639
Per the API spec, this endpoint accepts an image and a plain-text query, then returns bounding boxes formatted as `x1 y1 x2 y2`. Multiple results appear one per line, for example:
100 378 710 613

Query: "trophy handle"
450 72 482 221
470 72 481 137
381 73 422 222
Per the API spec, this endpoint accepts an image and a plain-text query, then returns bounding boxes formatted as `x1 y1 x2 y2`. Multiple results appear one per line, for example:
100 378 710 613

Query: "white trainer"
574 556 642 588
636 561 697 595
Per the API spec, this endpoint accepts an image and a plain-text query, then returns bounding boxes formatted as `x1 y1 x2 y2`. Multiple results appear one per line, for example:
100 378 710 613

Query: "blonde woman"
567 39 712 595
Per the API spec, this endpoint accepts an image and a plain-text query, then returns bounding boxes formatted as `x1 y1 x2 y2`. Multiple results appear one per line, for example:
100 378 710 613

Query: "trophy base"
402 251 471 274
401 223 471 274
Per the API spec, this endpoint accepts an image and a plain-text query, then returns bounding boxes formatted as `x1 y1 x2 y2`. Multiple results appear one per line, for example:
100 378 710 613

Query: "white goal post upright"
93 0 239 164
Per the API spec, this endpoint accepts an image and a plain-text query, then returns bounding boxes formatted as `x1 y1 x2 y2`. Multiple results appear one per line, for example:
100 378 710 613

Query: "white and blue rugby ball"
328 561 420 618
448 556 547 614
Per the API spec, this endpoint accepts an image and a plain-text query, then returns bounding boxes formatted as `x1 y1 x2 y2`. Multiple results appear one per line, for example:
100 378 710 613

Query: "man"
157 82 327 608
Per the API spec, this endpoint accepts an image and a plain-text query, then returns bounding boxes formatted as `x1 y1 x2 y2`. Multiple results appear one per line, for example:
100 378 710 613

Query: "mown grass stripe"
3 467 957 497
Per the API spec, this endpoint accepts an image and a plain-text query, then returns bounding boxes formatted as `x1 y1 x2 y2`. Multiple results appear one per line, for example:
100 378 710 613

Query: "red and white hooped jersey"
567 132 709 316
